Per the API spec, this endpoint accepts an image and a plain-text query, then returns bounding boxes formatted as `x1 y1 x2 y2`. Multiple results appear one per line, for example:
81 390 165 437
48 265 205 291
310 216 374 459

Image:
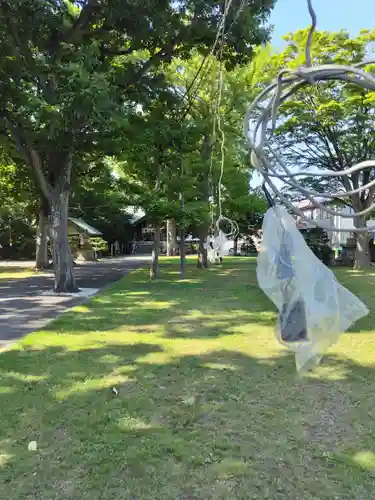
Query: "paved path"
0 256 150 348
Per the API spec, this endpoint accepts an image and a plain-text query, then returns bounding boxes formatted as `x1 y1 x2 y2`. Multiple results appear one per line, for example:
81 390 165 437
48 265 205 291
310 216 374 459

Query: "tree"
0 0 275 291
70 158 128 250
166 50 270 267
300 227 332 265
0 153 39 260
259 28 375 268
117 44 275 277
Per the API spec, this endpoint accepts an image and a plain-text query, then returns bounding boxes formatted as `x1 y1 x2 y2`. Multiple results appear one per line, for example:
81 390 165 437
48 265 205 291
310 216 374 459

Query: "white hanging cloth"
213 230 227 259
257 205 369 373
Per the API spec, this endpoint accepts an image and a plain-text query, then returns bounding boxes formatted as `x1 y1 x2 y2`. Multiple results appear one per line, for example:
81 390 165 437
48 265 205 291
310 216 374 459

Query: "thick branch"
134 41 179 82
63 0 102 45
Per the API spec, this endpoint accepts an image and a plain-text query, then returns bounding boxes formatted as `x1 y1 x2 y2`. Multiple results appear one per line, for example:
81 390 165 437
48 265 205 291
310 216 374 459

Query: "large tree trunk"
197 232 208 268
35 203 49 270
166 219 177 256
179 228 185 279
354 215 371 269
150 223 161 280
50 188 78 293
233 236 238 256
7 128 77 290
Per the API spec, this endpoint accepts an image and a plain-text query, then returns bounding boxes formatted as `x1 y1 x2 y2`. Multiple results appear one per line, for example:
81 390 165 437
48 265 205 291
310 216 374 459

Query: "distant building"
122 206 200 255
68 217 102 261
295 198 375 247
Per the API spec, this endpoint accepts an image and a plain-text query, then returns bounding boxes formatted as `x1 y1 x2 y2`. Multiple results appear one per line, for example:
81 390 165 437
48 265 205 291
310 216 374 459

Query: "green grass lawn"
1 257 375 499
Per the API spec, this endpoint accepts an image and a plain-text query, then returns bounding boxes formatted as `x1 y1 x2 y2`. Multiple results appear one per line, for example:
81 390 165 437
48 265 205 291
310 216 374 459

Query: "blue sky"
270 0 374 47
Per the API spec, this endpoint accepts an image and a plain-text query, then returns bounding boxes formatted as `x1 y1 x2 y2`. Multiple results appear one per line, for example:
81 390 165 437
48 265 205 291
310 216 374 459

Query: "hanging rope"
208 0 239 241
244 0 375 233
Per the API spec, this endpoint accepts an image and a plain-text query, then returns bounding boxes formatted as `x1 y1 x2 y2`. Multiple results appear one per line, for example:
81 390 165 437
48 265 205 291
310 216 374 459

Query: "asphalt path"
0 256 150 349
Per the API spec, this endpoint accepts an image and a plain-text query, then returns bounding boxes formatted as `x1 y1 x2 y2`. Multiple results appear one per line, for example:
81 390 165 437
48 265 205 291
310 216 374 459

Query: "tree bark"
150 223 161 280
354 215 371 269
5 117 79 291
233 236 238 256
35 209 49 269
179 228 185 279
166 219 177 256
197 233 208 268
197 133 212 269
49 187 78 293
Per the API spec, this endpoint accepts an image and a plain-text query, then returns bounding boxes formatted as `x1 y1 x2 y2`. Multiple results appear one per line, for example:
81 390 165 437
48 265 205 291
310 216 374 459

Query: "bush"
90 237 109 257
300 227 333 264
240 235 258 255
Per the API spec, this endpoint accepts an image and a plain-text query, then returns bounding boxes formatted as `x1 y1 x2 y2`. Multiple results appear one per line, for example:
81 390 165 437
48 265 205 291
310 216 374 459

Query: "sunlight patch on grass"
2 371 46 383
54 373 131 400
117 417 157 431
346 269 375 277
0 387 14 394
329 333 375 366
113 290 151 298
99 354 122 364
175 278 202 284
72 305 90 314
141 300 176 310
0 451 13 467
203 362 238 371
352 451 375 472
135 351 173 365
307 363 351 381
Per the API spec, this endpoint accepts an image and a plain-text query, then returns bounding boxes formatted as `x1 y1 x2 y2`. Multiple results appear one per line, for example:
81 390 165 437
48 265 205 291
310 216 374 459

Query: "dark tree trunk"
354 217 371 269
35 201 50 270
197 234 208 268
6 125 77 290
150 223 161 280
179 228 185 279
50 188 78 293
233 237 238 256
166 219 177 256
197 133 212 269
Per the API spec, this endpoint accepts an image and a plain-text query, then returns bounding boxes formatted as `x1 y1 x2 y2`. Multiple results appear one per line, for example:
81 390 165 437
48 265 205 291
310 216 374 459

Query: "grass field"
0 257 375 499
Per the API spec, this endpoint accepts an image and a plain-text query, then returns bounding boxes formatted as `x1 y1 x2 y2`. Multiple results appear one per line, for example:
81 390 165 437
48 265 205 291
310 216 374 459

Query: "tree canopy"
256 28 375 268
0 0 275 289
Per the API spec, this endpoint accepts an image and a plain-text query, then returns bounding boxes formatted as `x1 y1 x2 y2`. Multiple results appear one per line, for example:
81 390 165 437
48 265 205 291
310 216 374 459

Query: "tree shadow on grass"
0 342 375 499
49 263 275 339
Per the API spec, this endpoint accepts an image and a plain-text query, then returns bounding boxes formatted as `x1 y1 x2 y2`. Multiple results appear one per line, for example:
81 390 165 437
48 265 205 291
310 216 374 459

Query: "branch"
0 112 51 200
133 41 180 82
63 0 102 45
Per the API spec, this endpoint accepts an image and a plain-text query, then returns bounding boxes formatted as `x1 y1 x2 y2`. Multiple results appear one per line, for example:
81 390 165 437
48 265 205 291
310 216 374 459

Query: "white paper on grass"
257 206 369 372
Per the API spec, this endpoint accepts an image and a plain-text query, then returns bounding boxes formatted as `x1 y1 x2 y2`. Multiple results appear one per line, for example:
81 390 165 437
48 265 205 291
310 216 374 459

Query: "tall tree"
0 0 275 291
258 28 375 268
167 50 270 265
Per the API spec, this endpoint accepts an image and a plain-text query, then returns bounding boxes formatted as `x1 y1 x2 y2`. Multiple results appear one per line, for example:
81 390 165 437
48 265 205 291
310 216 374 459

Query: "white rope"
210 0 239 240
244 0 375 233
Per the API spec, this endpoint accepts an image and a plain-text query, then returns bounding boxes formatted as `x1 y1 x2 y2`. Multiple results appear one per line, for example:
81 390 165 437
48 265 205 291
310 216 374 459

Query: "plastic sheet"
257 205 369 373
213 230 227 259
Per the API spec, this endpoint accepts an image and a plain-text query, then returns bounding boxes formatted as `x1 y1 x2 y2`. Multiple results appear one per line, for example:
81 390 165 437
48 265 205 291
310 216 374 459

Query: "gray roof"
68 217 102 236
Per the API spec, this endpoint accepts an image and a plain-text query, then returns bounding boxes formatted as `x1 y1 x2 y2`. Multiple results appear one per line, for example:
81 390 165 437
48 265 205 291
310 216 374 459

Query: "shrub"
300 227 333 264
